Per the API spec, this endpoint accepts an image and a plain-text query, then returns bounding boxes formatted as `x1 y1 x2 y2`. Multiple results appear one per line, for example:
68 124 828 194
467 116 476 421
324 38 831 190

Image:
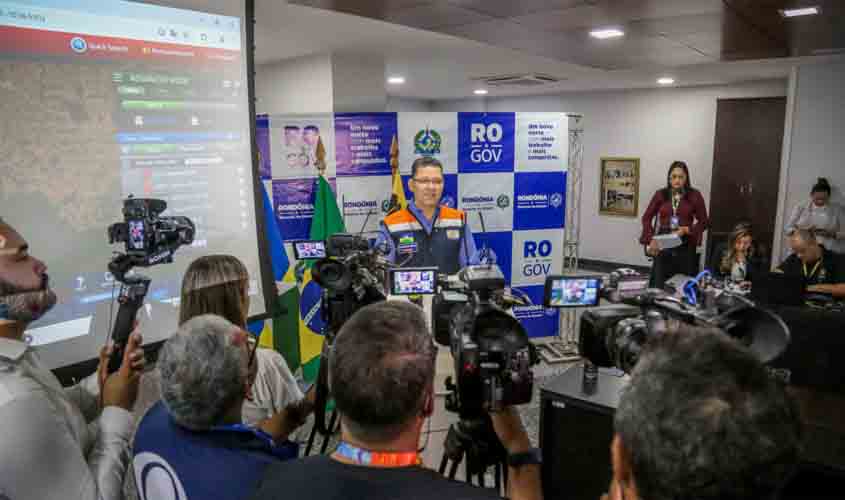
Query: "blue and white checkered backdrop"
257 112 571 338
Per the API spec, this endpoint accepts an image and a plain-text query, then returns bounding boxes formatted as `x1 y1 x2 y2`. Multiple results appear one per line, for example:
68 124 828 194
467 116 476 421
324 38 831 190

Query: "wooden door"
709 97 786 270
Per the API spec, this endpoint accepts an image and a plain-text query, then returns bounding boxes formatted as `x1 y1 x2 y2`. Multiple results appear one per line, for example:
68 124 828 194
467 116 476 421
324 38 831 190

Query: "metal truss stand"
555 114 585 360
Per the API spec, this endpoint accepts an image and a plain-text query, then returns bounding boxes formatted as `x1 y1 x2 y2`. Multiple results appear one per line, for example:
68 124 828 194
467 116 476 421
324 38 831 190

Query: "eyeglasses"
413 178 443 187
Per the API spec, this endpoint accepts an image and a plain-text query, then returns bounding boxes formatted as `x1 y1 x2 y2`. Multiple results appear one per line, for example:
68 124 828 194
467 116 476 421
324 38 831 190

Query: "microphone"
359 209 376 236
477 211 492 264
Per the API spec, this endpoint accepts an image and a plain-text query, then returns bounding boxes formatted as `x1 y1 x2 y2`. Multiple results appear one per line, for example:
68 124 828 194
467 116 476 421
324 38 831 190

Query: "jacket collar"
0 335 29 362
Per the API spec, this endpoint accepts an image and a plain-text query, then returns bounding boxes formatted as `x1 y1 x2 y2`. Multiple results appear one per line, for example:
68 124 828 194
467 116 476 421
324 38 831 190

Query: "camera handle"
107 275 150 374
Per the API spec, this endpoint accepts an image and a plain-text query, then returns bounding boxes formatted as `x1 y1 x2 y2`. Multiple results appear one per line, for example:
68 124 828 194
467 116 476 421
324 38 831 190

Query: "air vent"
473 73 562 87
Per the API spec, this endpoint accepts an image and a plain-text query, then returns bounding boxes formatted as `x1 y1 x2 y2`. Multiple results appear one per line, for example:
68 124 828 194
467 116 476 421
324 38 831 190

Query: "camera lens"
607 318 649 374
312 260 351 292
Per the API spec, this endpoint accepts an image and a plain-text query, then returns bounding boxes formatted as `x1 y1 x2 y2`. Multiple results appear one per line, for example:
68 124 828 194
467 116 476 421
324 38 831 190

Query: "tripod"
438 416 508 494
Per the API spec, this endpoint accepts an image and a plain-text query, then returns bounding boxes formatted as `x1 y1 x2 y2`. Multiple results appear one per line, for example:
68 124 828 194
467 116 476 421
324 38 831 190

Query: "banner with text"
259 112 570 338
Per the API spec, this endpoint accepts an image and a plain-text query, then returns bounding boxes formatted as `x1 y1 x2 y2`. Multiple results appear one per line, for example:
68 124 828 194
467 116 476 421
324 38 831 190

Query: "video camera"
294 234 389 340
390 264 538 419
544 271 791 374
108 197 194 270
105 197 194 373
296 233 390 437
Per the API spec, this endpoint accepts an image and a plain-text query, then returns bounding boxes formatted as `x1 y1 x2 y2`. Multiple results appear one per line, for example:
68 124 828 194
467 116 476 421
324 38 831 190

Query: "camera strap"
334 442 421 467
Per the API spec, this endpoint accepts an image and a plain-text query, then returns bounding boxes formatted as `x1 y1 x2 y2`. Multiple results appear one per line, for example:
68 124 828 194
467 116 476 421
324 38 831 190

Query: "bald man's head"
789 229 823 265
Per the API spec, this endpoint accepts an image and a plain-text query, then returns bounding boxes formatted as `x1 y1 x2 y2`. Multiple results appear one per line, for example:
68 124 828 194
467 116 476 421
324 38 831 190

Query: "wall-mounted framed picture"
599 157 640 217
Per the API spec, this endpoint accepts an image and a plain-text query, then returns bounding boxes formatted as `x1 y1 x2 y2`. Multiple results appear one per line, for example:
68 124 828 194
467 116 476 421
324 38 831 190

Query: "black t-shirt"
778 247 845 287
250 455 502 500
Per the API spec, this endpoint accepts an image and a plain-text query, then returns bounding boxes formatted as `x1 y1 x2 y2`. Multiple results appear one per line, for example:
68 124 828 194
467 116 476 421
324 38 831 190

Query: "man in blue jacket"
133 314 298 500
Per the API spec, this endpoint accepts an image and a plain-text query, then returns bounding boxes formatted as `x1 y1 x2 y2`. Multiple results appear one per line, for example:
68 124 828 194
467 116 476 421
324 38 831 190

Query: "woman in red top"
640 161 709 288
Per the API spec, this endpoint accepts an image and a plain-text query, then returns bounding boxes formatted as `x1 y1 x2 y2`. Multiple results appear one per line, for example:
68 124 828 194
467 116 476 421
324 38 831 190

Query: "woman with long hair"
784 177 844 252
179 255 310 443
640 161 710 288
710 222 759 285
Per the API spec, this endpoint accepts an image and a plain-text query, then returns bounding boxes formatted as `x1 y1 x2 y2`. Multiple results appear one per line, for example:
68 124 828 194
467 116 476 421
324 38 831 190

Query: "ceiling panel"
288 0 845 69
446 0 586 18
382 3 496 30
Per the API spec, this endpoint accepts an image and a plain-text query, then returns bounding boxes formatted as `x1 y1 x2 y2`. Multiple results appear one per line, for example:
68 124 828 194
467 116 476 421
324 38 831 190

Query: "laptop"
750 272 806 306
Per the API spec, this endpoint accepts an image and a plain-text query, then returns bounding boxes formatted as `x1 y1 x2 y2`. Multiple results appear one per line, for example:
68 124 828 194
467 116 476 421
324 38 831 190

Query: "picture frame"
599 157 640 217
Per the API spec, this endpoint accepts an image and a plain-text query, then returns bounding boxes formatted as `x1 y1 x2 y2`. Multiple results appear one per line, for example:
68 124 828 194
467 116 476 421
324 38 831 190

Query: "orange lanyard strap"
335 442 421 467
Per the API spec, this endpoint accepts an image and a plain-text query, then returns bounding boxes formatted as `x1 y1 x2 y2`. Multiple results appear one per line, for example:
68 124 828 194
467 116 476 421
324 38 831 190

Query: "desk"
767 305 845 393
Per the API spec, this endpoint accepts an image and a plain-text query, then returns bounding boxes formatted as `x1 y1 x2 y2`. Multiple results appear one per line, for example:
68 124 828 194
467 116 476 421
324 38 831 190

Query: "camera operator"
250 301 541 500
603 324 801 500
0 217 145 500
377 157 491 274
133 315 298 499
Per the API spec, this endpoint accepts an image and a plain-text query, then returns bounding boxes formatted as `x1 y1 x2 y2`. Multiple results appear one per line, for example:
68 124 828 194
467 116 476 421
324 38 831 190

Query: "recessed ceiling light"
474 88 488 95
387 76 405 85
589 28 624 39
779 6 819 17
657 77 675 85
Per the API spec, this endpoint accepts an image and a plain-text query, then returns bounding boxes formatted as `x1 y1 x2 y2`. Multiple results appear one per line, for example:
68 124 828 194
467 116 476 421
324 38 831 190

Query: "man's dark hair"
410 156 444 179
329 301 436 442
615 324 802 500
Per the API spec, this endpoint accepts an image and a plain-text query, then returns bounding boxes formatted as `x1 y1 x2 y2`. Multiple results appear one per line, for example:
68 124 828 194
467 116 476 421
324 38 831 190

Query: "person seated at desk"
377 156 491 273
133 315 298 500
709 222 762 286
777 229 845 299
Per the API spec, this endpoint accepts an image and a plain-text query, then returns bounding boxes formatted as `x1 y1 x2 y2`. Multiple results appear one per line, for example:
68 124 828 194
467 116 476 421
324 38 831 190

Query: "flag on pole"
298 174 346 382
252 186 302 373
387 134 407 213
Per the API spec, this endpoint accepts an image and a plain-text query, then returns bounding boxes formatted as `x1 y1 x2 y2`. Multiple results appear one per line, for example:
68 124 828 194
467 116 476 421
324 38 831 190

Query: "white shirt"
0 337 133 500
731 260 748 282
241 347 304 427
785 200 845 252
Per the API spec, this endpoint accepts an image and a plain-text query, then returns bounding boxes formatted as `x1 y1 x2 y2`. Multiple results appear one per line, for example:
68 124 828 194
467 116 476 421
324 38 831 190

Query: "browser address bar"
0 0 241 51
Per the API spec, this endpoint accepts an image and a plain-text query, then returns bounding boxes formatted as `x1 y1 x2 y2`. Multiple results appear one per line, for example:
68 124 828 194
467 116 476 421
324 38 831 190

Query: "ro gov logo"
523 240 553 277
470 123 504 163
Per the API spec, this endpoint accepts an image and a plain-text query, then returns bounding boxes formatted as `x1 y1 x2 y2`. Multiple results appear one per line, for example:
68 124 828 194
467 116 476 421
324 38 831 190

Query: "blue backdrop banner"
261 112 569 338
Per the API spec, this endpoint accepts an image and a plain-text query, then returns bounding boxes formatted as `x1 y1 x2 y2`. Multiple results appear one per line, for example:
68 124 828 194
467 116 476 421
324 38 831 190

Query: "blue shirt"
376 203 495 268
133 401 298 500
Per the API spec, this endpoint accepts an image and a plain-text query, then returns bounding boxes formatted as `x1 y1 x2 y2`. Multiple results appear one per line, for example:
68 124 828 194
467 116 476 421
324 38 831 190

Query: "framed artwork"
599 157 640 217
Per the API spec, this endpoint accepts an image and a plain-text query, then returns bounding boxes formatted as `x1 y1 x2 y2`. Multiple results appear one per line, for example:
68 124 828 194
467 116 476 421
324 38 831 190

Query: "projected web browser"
0 0 262 369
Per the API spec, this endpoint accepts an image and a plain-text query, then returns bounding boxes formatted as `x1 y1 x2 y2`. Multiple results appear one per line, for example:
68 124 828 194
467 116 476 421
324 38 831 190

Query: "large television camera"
391 265 537 418
544 271 791 374
392 263 538 483
297 233 390 436
106 197 194 373
294 234 388 341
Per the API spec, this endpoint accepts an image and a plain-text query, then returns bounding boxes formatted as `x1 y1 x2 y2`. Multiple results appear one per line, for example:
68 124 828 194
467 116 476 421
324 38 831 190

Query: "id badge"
670 216 680 230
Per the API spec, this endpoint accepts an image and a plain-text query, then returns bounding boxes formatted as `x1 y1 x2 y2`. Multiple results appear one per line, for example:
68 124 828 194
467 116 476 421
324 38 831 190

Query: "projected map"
0 63 120 230
0 0 263 368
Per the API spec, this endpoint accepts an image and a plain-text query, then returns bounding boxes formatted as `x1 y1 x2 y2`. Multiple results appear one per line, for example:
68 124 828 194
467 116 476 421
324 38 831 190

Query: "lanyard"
671 192 681 216
335 442 421 467
803 259 822 280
